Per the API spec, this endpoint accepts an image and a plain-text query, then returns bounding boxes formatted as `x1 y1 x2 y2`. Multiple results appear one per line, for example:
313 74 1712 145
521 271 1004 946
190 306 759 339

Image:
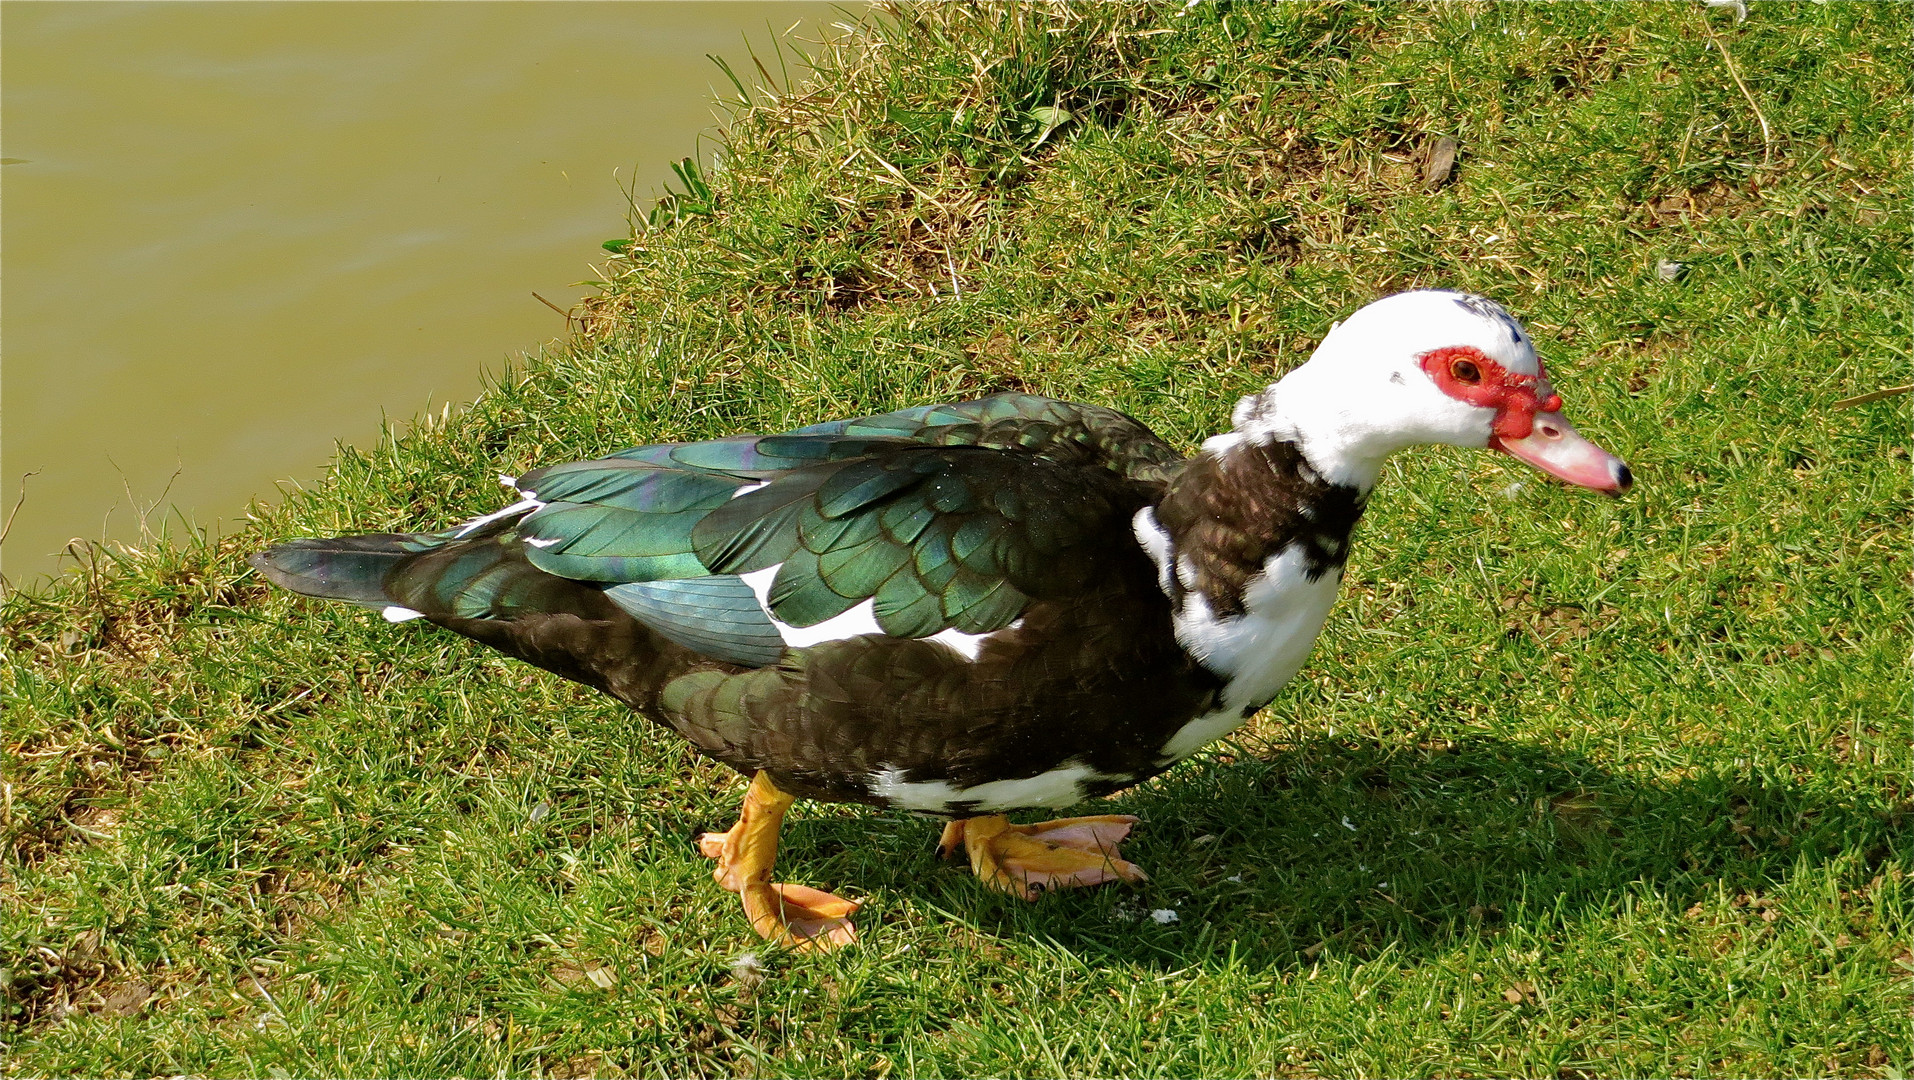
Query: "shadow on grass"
796 736 1902 970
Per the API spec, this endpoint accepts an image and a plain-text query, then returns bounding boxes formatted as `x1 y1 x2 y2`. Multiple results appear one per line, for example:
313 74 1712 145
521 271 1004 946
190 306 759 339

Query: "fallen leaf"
101 982 152 1017
1423 135 1459 189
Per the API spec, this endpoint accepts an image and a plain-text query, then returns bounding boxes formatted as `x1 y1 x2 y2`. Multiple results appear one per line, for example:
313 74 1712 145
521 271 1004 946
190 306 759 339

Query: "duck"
251 290 1632 949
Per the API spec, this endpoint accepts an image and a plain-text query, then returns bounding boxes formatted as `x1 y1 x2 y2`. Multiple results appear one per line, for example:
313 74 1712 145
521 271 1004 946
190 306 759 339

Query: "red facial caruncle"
1417 345 1563 440
1418 343 1632 495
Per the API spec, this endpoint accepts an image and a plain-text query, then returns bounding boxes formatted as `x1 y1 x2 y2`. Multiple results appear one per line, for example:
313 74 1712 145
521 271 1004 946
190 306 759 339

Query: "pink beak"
1493 411 1633 495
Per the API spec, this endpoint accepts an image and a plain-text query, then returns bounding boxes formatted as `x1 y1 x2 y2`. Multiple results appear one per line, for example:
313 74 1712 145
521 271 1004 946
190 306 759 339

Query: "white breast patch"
1133 513 1346 766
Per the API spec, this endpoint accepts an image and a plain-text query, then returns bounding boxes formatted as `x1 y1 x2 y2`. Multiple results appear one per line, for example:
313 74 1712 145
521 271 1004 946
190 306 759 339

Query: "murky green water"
2 1 837 586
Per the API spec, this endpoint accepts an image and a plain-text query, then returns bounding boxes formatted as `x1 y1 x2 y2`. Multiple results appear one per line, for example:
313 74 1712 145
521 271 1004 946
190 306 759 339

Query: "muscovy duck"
253 290 1631 949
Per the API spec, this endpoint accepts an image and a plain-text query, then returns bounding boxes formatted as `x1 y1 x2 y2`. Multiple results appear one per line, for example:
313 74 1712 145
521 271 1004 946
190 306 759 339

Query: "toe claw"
936 820 967 861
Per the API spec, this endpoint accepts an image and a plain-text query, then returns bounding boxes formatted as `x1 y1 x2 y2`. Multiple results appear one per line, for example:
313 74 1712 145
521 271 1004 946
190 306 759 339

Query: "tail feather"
385 535 605 620
251 526 611 622
249 534 433 608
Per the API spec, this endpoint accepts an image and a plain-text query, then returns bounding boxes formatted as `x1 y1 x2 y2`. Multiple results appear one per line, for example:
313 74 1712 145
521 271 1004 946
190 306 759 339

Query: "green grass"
4 3 1909 1075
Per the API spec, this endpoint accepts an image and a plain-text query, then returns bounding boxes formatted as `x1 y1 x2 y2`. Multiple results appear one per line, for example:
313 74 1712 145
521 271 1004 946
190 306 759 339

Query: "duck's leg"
938 814 1146 901
696 771 858 949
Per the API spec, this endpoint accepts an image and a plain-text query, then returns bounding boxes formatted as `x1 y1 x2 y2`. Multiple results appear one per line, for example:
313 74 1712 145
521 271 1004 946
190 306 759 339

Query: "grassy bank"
4 3 1908 1075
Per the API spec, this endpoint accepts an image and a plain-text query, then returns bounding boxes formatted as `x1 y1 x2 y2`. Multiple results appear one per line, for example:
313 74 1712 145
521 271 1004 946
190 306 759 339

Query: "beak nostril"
1539 423 1563 440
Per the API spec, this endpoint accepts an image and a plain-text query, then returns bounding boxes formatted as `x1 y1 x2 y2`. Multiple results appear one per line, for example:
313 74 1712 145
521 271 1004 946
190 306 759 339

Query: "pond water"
2 1 839 587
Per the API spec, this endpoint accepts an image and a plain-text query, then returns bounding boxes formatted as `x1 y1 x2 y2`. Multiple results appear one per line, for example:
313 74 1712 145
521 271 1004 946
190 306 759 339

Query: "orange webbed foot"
698 773 858 950
943 814 1146 901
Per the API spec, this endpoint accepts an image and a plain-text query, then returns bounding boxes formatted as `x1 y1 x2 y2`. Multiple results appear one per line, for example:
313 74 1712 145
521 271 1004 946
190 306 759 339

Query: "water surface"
2 1 837 585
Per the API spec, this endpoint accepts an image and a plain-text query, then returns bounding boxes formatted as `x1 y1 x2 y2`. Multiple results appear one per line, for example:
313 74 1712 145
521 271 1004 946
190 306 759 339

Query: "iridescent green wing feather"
789 392 1184 488
515 393 1182 643
257 394 1185 666
687 442 1152 637
252 517 603 621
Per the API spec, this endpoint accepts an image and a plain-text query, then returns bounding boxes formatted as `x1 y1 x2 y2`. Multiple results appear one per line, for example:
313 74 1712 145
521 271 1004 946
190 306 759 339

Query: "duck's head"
1235 290 1632 495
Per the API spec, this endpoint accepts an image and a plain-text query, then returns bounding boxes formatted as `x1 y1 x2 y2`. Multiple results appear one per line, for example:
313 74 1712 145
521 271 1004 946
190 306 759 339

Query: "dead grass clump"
578 3 1175 333
952 332 1038 396
787 179 993 311
1643 179 1757 228
1 536 267 869
3 928 131 1031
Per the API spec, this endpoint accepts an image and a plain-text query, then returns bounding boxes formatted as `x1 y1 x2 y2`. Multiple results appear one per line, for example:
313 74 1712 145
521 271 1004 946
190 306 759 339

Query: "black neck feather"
1152 437 1366 618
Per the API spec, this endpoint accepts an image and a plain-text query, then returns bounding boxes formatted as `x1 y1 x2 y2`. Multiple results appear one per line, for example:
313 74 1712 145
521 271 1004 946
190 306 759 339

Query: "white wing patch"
738 565 883 647
736 563 1015 659
382 606 427 623
452 496 543 538
869 760 1120 813
925 624 1014 660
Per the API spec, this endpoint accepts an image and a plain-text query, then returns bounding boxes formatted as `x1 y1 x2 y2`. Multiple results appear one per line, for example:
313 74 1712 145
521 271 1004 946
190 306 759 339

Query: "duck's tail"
249 533 437 617
249 516 606 623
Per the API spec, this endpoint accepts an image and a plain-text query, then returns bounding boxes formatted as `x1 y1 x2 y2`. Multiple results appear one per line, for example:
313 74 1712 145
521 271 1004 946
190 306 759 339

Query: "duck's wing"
254 394 1186 669
512 395 1181 648
777 392 1184 489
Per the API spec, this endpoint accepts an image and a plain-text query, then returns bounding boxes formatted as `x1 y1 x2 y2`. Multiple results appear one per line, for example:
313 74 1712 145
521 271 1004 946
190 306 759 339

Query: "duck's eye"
1450 358 1482 383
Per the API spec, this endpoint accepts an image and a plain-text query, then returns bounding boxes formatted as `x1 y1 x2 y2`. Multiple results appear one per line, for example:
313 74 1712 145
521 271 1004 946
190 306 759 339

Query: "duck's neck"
1215 370 1419 493
1141 431 1367 623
